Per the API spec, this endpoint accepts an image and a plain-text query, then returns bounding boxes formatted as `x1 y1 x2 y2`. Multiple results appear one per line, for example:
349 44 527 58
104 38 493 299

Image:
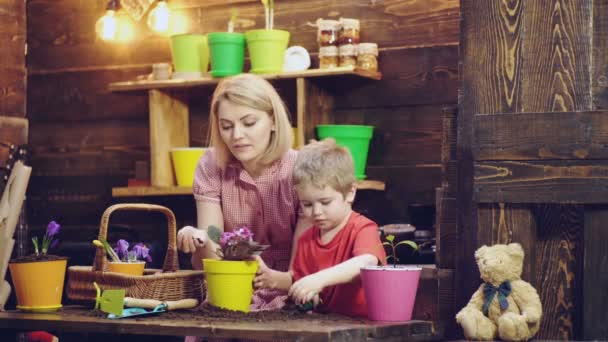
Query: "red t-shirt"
291 212 386 317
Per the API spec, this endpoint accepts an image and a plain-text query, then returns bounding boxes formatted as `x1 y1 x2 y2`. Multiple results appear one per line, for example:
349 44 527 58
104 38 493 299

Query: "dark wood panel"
522 1 592 112
460 0 522 115
333 105 443 165
533 204 583 339
473 111 608 161
583 206 608 340
458 0 520 321
27 0 459 71
592 0 608 109
435 188 457 269
29 121 150 155
27 68 150 122
476 203 536 283
0 0 26 66
333 46 458 108
474 160 608 204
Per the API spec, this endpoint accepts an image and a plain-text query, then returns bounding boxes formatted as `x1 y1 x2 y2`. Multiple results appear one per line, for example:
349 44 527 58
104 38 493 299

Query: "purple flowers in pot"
208 226 268 261
32 221 61 256
113 239 152 263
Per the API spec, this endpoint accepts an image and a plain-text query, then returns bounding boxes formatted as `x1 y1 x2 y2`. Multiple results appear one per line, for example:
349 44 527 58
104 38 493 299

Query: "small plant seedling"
383 234 419 267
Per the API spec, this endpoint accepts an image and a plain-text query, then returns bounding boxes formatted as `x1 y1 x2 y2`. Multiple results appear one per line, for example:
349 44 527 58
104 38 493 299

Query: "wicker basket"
67 203 204 302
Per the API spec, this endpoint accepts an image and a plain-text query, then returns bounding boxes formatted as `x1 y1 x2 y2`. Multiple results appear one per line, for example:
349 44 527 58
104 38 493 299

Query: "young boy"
254 138 386 317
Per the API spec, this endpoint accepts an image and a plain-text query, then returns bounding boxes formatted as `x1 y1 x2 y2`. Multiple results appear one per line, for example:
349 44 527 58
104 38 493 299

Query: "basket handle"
93 203 179 273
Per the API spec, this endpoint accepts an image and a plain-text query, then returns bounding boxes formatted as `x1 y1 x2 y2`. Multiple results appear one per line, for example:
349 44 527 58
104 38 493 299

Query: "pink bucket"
360 265 422 321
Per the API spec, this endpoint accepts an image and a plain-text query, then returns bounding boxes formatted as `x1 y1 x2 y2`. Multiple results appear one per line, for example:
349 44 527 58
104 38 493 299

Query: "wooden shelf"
109 66 382 195
112 180 385 197
109 66 382 92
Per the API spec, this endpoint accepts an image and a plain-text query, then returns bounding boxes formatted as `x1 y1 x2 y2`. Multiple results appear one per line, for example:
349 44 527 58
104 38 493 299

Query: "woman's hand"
289 274 325 306
177 226 208 253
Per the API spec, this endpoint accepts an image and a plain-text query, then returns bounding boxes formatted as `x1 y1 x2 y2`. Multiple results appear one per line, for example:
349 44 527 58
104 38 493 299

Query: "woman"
177 73 308 310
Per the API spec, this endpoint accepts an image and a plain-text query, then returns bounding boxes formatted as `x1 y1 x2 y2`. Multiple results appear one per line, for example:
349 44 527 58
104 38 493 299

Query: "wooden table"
0 306 443 341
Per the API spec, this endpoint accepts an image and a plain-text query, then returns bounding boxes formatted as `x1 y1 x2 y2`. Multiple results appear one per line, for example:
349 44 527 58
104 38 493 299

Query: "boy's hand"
289 274 325 306
253 255 278 289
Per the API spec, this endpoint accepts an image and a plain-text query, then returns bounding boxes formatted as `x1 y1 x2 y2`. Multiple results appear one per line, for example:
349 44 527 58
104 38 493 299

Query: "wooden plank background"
460 0 606 339
0 0 26 119
25 0 459 230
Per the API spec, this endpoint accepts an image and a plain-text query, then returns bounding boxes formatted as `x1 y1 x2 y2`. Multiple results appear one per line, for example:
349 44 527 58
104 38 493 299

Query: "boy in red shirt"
254 138 386 317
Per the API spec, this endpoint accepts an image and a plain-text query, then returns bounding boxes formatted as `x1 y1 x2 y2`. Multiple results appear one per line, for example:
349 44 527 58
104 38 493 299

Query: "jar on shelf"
319 46 339 69
357 43 378 72
339 18 360 45
339 44 357 68
316 19 341 47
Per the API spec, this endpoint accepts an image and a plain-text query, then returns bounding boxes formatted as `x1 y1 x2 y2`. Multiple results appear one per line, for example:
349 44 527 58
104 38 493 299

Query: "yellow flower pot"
107 261 145 276
203 259 258 313
9 258 68 312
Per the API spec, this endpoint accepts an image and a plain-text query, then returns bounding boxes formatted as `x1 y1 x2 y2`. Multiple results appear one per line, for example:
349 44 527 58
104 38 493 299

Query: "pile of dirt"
10 254 67 263
82 302 365 324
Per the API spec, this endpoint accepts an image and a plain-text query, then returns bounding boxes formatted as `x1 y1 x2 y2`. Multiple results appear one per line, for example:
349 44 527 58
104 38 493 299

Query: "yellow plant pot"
203 259 258 313
107 261 145 276
9 258 68 312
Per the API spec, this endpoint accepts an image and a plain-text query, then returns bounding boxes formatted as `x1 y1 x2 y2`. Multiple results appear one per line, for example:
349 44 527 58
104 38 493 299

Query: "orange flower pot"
107 261 145 276
9 258 68 312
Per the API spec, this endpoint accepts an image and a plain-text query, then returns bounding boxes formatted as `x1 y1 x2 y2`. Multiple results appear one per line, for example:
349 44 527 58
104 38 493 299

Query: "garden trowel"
108 297 199 319
93 282 125 316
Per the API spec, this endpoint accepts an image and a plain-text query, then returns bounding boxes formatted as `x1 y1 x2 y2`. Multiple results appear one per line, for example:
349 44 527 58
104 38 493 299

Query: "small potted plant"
203 226 268 312
360 233 422 321
246 0 290 74
8 221 67 312
93 239 152 276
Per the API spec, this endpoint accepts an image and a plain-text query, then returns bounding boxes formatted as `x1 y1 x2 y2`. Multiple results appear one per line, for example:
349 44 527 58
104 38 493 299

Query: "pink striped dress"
192 148 299 310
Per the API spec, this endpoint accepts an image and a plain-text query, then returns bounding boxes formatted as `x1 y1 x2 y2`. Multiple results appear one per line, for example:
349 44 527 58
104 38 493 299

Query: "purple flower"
234 227 253 241
220 232 236 247
114 239 130 260
133 243 152 262
46 221 60 237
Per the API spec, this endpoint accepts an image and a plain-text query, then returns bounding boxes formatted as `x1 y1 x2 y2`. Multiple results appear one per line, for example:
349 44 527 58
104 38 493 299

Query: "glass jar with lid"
316 19 341 47
357 43 378 72
338 44 357 68
319 46 339 69
339 18 360 45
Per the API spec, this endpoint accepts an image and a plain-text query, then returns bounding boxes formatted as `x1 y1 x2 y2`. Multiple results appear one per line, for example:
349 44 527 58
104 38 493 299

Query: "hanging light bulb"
147 0 172 34
95 0 136 42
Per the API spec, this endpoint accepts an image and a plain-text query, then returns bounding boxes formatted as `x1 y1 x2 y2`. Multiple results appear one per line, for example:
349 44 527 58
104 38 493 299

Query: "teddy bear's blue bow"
482 280 511 316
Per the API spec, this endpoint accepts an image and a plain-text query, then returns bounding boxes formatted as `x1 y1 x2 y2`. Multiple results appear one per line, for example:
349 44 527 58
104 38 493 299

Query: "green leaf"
395 240 418 251
385 234 395 242
207 225 222 244
382 242 392 246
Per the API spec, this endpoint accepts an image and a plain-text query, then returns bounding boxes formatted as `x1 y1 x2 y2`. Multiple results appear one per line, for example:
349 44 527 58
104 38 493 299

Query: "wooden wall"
0 0 27 164
25 0 459 236
460 0 608 339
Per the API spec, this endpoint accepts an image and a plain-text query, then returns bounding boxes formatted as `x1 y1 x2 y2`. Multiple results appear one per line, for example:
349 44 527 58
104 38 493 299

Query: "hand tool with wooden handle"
124 297 199 310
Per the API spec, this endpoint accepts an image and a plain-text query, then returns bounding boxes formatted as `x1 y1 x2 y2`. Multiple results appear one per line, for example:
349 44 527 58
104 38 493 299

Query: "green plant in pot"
8 221 68 312
246 0 290 74
203 226 268 313
360 233 422 321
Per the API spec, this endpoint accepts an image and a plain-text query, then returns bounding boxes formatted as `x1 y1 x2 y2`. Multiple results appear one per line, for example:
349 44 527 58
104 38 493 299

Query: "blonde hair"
208 74 293 169
293 138 355 195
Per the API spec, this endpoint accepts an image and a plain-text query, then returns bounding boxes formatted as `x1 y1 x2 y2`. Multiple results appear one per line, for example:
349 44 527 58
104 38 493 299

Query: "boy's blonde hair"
293 138 356 195
208 74 293 169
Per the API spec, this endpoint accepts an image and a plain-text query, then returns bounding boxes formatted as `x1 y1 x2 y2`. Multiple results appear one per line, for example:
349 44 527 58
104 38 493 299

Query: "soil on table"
83 302 365 324
10 254 67 263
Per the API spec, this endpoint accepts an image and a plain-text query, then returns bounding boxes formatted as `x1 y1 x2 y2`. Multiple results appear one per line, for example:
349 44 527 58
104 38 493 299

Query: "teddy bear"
456 243 542 341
